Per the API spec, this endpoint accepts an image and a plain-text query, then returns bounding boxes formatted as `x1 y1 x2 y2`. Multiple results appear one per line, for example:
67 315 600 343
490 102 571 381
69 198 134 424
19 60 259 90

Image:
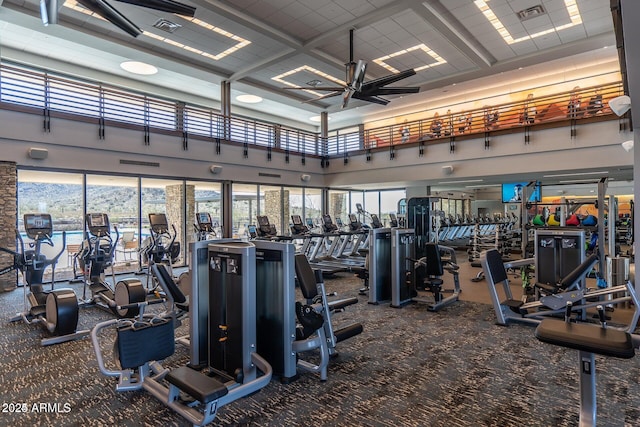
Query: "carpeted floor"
1 273 640 426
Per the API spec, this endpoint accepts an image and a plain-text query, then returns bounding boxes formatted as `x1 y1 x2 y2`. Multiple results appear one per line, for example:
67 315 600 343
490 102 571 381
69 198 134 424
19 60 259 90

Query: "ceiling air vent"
517 5 546 21
153 18 182 33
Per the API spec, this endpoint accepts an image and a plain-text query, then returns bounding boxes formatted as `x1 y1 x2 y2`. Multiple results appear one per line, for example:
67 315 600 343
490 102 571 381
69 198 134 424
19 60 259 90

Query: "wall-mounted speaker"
609 95 631 116
442 165 454 175
28 148 48 160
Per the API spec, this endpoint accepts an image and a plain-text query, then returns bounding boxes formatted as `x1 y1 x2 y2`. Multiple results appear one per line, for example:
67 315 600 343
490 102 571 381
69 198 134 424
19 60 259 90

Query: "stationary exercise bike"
4 213 88 346
79 213 145 318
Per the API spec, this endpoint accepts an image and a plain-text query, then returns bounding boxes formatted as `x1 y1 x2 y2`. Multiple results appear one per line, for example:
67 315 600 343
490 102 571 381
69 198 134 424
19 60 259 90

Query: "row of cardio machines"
248 213 379 275
91 237 363 426
1 211 185 346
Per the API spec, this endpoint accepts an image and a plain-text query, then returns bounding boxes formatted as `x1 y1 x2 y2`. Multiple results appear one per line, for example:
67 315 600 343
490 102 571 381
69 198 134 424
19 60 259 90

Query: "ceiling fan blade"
342 88 355 109
76 0 142 37
366 86 420 96
114 0 196 16
361 68 417 89
352 60 367 91
283 86 346 92
351 93 390 105
300 91 343 104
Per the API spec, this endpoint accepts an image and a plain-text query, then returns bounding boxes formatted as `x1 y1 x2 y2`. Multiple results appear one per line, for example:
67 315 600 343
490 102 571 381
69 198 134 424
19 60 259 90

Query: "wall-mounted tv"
502 182 541 203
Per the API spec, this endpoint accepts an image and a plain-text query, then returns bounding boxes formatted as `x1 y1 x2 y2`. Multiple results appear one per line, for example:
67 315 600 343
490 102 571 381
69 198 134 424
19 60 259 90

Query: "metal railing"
0 62 623 159
0 62 320 154
348 82 623 154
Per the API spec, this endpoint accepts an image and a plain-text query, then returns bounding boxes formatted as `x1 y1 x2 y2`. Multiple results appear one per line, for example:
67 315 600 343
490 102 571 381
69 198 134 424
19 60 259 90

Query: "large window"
284 187 304 232
304 188 323 226
17 170 83 277
380 189 406 225
232 183 258 238
15 170 225 276
365 191 380 221
86 174 140 266
191 181 222 238
350 191 364 223
141 178 185 265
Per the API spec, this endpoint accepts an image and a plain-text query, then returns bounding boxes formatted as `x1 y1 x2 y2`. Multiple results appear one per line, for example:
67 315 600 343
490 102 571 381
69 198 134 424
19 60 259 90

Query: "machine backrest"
424 242 444 276
151 263 187 304
294 254 319 300
482 249 508 284
558 254 598 289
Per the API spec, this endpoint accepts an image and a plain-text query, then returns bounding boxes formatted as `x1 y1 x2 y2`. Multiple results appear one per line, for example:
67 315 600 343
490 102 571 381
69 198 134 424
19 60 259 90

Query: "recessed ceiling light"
373 43 446 73
120 61 158 75
475 0 582 45
310 116 331 122
236 94 263 104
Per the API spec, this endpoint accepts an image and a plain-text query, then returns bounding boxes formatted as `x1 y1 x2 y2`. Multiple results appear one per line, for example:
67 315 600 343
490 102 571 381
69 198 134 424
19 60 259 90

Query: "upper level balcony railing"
326 81 624 155
0 61 624 160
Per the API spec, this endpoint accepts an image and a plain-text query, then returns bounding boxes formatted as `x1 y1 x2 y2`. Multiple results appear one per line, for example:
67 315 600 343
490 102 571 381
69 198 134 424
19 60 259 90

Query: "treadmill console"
370 214 383 229
348 213 362 231
256 215 277 238
322 214 338 233
389 213 398 228
290 215 309 235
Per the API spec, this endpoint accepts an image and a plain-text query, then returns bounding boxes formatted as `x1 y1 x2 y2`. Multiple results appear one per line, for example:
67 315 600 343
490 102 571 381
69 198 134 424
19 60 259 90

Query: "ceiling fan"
285 29 420 108
39 0 196 37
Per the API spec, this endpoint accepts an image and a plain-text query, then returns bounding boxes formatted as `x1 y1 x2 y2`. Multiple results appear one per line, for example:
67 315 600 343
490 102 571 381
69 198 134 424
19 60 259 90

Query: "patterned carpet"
1 273 640 426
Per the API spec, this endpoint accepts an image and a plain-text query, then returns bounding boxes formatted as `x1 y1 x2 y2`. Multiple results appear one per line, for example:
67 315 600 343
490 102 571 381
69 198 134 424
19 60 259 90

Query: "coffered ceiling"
0 0 620 128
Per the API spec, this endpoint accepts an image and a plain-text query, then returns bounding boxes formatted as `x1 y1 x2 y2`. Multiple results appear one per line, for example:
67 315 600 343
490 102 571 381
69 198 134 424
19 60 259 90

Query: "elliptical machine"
4 213 88 346
193 212 220 241
141 213 180 289
79 213 145 317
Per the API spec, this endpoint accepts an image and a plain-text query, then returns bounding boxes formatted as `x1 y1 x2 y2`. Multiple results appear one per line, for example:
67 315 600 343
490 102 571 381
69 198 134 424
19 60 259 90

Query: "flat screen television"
502 182 541 203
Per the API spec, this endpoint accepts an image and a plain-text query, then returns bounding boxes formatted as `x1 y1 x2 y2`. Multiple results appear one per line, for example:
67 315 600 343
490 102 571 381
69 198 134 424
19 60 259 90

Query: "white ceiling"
0 0 619 130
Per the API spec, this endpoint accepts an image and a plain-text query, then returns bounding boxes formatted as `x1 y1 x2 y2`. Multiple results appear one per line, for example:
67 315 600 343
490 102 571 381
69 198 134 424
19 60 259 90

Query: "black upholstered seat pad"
535 319 635 359
166 366 228 404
